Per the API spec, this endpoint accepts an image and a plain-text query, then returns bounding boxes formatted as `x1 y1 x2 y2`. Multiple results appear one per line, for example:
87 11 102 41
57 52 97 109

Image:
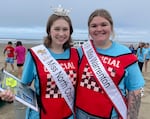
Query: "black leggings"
138 61 144 72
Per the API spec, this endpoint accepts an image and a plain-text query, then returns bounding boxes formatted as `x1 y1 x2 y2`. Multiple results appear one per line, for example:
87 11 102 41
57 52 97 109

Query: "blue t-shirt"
136 47 147 62
145 47 150 60
77 41 145 118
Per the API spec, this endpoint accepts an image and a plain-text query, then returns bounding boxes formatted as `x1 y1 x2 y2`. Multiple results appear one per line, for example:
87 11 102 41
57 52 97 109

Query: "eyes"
53 27 69 32
90 22 110 28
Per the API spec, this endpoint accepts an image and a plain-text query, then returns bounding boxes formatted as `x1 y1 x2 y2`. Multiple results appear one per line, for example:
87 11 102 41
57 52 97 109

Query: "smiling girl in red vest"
21 5 79 119
75 9 145 119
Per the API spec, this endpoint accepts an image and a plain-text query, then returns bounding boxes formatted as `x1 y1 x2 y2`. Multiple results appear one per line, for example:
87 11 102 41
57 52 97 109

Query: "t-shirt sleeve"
125 62 145 91
21 52 36 85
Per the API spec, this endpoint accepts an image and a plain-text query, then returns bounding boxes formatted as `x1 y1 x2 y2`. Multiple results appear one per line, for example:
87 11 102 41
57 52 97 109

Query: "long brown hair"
139 42 145 54
43 14 73 50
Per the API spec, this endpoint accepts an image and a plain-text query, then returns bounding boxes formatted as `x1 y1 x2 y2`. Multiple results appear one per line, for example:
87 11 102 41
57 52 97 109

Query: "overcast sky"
0 0 150 42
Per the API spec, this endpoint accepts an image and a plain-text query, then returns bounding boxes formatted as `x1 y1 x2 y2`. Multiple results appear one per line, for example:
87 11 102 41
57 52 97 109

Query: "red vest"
30 48 79 119
76 52 137 118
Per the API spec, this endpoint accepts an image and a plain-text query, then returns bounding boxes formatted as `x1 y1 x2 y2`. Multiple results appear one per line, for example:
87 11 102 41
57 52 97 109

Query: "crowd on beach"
0 5 146 119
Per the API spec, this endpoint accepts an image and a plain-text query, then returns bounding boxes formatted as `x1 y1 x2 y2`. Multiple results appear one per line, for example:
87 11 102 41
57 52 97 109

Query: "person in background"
75 9 145 119
21 5 79 119
144 43 150 72
129 44 136 54
14 41 26 78
3 41 15 72
136 42 146 72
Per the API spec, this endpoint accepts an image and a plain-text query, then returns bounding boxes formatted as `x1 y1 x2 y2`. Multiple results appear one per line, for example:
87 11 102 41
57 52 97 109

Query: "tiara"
51 5 71 16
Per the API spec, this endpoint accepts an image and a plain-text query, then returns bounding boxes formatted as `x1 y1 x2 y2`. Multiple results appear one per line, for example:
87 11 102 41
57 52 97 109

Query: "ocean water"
0 27 149 44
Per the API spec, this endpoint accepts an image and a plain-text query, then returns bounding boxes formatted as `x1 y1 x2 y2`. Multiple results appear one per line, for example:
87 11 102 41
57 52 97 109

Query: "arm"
3 48 7 56
127 89 141 119
14 49 17 60
21 51 36 85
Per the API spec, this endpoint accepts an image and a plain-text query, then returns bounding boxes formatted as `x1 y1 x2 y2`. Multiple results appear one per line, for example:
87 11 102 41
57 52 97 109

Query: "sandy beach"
0 42 150 119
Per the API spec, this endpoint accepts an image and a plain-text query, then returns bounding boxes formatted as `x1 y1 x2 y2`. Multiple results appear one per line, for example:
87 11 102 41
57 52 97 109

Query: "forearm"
127 89 141 119
3 49 6 54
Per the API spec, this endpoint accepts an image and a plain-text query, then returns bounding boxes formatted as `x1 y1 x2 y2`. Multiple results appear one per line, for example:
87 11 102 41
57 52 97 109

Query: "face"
89 16 112 43
50 18 70 47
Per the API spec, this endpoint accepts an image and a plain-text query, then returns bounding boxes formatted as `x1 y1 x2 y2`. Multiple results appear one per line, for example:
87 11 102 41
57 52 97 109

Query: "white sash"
82 40 127 119
31 44 74 113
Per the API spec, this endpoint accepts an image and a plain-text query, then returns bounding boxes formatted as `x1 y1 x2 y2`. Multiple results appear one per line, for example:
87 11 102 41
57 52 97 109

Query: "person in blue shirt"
75 9 145 119
136 42 147 72
144 43 150 72
129 44 136 54
20 5 79 119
